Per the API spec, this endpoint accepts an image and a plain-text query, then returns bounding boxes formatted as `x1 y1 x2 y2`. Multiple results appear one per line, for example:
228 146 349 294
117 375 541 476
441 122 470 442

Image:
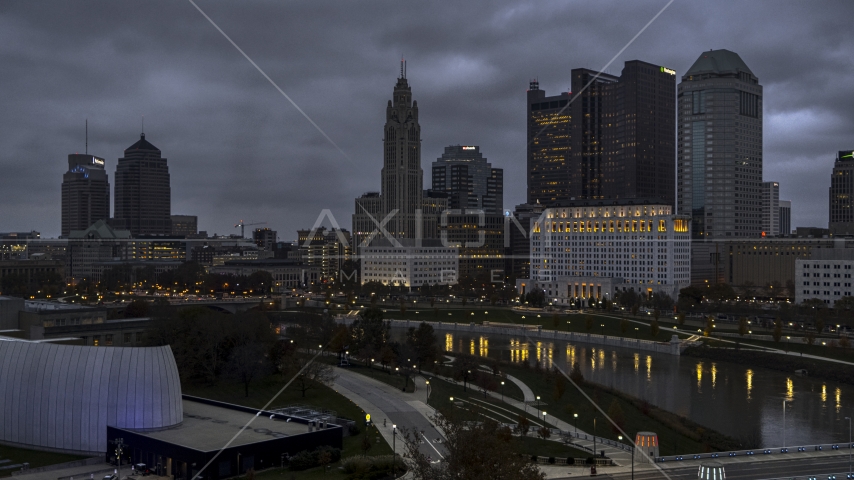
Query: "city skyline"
1 1 853 238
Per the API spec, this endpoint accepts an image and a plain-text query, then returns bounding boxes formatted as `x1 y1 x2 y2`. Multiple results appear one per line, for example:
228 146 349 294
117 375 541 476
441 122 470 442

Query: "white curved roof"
0 341 183 454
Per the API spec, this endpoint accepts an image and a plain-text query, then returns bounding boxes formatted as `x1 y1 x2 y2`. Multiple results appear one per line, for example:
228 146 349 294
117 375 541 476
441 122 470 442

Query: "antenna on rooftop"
85 119 88 155
141 115 144 135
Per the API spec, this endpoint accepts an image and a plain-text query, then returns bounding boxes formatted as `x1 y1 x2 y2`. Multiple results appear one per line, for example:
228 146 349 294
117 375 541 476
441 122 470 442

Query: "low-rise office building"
796 247 854 306
361 239 459 288
209 259 321 292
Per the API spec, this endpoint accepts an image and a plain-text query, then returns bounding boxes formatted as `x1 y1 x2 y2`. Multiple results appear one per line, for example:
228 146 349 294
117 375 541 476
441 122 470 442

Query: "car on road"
133 463 151 476
103 475 117 480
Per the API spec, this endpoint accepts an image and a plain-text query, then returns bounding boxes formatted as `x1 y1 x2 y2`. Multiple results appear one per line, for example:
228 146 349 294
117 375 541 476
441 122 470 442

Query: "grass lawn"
498 362 727 456
515 436 590 459
0 445 86 478
183 376 393 470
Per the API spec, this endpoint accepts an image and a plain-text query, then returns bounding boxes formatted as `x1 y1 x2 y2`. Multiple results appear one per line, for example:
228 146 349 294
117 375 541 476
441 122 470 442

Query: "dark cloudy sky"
1 1 852 239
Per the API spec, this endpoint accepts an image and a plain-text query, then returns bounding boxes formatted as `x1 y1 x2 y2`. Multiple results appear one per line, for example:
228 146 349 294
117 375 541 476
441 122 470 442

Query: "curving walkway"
477 364 534 402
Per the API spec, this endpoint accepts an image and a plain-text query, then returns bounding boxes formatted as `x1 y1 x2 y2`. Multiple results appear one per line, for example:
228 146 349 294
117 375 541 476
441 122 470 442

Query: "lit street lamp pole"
593 417 597 459
846 416 852 474
573 413 578 436
782 399 791 448
500 381 505 401
392 424 397 477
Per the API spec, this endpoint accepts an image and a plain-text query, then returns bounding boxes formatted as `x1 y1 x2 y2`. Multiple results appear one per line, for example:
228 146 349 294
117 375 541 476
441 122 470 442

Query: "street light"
635 327 639 341
425 380 431 405
500 381 505 401
392 424 398 477
601 324 605 336
573 413 578 436
846 416 852 475
782 399 791 448
543 411 547 425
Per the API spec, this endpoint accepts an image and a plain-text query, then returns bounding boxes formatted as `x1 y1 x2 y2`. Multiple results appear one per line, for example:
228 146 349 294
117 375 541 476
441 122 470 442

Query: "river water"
440 331 854 447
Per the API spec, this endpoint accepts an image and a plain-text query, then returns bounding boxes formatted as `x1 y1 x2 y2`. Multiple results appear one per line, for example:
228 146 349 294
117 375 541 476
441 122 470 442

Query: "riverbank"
683 345 854 386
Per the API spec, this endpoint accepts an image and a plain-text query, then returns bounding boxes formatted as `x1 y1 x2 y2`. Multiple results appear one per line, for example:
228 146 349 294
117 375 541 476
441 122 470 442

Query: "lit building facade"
677 49 763 239
526 60 676 206
360 240 458 288
438 211 505 280
62 154 110 238
796 246 854 306
431 145 503 214
762 181 780 236
528 199 691 300
296 227 351 281
170 215 198 237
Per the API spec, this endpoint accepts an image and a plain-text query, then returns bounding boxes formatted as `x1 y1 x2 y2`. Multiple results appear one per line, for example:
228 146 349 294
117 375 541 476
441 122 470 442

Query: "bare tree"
403 414 544 480
228 342 270 397
282 356 337 398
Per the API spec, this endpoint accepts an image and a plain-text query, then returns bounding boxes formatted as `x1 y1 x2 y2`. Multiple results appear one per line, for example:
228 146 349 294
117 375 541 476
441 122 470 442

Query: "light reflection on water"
437 332 854 445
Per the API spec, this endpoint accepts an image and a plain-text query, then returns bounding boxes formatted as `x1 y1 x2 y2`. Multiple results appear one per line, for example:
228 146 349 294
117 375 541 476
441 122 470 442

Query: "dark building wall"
526 81 571 204
114 134 171 236
439 213 505 280
108 398 343 480
830 150 854 226
62 154 110 237
527 61 675 207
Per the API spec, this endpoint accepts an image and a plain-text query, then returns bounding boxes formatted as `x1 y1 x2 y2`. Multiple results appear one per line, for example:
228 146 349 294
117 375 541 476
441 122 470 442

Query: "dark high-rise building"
353 63 447 250
438 212 504 280
431 145 503 214
830 150 854 228
526 81 570 204
526 60 676 206
170 215 198 237
113 133 171 236
677 49 763 239
62 154 110 237
253 227 277 251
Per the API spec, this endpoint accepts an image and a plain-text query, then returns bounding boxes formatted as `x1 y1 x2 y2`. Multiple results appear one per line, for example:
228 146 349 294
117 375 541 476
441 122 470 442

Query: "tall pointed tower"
380 61 423 238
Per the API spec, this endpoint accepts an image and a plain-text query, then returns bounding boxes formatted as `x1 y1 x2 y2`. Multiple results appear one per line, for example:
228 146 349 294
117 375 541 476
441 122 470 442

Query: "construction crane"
234 220 267 238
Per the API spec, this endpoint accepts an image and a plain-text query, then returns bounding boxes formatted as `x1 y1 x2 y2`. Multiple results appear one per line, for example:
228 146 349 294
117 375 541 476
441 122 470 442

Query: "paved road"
333 368 446 461
555 455 854 480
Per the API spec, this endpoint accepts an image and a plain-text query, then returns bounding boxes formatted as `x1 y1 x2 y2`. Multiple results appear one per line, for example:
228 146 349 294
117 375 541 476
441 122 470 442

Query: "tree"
360 433 372 457
676 312 686 327
738 317 749 337
631 304 639 317
703 315 714 337
124 299 150 318
840 336 850 354
452 355 479 392
815 314 826 335
653 309 661 322
515 414 531 437
620 318 629 334
399 296 408 317
607 400 626 434
650 319 660 339
569 362 584 385
552 373 567 401
228 342 270 397
585 316 594 332
283 356 337 397
403 415 544 480
772 318 783 343
537 426 551 440
806 332 816 346
406 322 440 371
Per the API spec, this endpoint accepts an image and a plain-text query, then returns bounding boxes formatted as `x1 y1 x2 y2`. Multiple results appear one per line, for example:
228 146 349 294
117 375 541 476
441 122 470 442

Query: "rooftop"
549 198 671 208
685 49 754 77
125 133 160 152
127 399 318 452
